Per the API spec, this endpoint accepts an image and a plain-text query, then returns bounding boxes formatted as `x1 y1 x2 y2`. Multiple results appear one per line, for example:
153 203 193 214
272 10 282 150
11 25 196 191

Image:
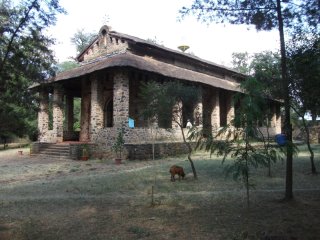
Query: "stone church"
32 25 281 160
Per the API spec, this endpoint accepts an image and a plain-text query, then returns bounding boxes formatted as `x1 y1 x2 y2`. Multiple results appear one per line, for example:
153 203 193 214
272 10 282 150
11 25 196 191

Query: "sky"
48 0 281 67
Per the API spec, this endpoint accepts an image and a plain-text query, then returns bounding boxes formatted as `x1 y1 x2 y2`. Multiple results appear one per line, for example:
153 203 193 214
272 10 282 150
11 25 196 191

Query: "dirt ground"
0 147 320 240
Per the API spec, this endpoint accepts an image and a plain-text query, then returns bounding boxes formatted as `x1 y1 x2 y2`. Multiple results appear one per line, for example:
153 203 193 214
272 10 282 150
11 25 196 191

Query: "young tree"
180 0 319 200
190 77 282 207
140 81 201 179
0 0 65 138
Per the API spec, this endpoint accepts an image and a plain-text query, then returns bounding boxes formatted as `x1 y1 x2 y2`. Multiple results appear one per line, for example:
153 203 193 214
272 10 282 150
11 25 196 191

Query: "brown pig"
169 165 185 181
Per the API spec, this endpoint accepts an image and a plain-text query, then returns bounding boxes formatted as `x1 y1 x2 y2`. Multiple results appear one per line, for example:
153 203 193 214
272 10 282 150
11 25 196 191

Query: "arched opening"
104 99 113 128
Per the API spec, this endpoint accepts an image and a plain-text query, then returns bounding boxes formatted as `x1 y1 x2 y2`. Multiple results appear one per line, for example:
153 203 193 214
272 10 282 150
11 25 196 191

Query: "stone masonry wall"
38 90 49 142
113 70 129 126
83 26 128 62
90 75 104 141
52 85 64 143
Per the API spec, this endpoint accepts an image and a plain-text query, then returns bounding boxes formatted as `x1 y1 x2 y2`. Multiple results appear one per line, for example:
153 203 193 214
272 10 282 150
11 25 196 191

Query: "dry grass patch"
0 145 319 239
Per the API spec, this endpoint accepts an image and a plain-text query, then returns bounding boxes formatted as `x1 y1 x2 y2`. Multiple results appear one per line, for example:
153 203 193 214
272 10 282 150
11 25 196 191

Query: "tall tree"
231 52 250 75
71 29 96 54
0 0 65 138
180 0 319 200
231 51 282 98
289 36 320 174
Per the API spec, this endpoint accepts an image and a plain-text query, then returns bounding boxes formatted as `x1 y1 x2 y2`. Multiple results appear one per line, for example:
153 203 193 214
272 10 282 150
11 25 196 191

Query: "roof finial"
178 45 190 53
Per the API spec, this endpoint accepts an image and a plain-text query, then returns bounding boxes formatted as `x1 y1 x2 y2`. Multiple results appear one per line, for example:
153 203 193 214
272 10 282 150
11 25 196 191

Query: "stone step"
41 149 70 154
35 153 71 160
40 151 70 156
37 143 71 159
41 145 70 150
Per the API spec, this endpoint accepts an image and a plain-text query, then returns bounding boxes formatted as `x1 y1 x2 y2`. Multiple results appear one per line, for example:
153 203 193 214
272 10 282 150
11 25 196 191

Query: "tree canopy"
180 0 319 200
0 0 65 139
180 0 319 33
231 50 282 98
71 29 97 54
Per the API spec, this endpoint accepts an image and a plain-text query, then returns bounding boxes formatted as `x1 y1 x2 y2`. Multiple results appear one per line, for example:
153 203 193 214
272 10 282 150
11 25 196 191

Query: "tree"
0 0 65 139
180 0 319 200
71 29 96 54
140 81 201 179
55 60 79 73
289 36 320 174
231 51 282 99
231 52 250 75
191 77 282 207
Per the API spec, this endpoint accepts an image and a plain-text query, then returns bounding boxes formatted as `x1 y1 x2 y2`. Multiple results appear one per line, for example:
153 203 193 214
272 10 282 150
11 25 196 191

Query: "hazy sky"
48 0 280 67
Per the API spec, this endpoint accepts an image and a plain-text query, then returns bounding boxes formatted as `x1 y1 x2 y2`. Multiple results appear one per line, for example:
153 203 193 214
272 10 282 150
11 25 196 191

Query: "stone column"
90 75 104 140
52 85 64 143
113 70 129 127
226 92 235 126
172 100 183 129
38 90 49 142
276 104 281 133
203 87 220 135
65 95 74 132
212 88 220 130
79 79 91 142
193 87 203 126
271 104 277 128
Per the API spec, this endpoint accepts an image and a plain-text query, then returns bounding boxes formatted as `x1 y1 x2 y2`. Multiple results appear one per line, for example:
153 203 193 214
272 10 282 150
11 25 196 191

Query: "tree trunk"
276 0 293 200
302 116 317 174
180 122 197 179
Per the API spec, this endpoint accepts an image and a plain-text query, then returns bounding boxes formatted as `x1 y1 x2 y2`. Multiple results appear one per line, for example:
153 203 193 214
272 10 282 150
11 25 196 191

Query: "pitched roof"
35 26 245 92
52 51 241 92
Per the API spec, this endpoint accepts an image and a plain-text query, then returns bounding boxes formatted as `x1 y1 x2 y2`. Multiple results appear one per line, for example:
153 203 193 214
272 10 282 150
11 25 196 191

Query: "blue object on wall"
128 118 134 128
275 134 286 146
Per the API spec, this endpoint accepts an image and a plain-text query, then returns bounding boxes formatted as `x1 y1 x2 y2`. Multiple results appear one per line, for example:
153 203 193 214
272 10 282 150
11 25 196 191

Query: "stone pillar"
65 95 74 132
79 79 91 142
226 92 235 126
90 76 104 140
172 100 182 129
113 70 129 127
271 104 277 128
276 104 281 133
203 87 220 135
38 90 49 142
52 85 64 143
212 88 220 130
193 87 203 126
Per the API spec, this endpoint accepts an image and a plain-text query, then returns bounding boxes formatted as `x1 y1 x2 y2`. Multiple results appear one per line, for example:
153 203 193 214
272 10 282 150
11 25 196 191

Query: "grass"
0 145 320 239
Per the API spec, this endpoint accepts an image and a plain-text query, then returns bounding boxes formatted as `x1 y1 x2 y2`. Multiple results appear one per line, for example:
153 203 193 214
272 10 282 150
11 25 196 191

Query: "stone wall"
125 142 196 160
82 26 128 62
52 85 64 143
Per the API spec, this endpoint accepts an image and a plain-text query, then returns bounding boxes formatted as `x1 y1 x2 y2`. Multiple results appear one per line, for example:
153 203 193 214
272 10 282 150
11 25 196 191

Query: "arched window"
104 99 113 128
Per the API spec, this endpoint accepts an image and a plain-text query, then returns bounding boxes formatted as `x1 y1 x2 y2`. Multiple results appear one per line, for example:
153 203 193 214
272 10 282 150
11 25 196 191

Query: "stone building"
32 25 281 160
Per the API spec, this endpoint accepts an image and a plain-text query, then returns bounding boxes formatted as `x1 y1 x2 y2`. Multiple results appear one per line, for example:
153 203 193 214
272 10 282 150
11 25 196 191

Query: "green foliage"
180 0 319 33
56 60 79 73
139 81 200 128
139 80 201 179
288 36 320 121
71 29 97 54
181 0 319 200
231 52 250 75
231 51 282 98
112 126 125 158
190 78 283 206
0 0 65 138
